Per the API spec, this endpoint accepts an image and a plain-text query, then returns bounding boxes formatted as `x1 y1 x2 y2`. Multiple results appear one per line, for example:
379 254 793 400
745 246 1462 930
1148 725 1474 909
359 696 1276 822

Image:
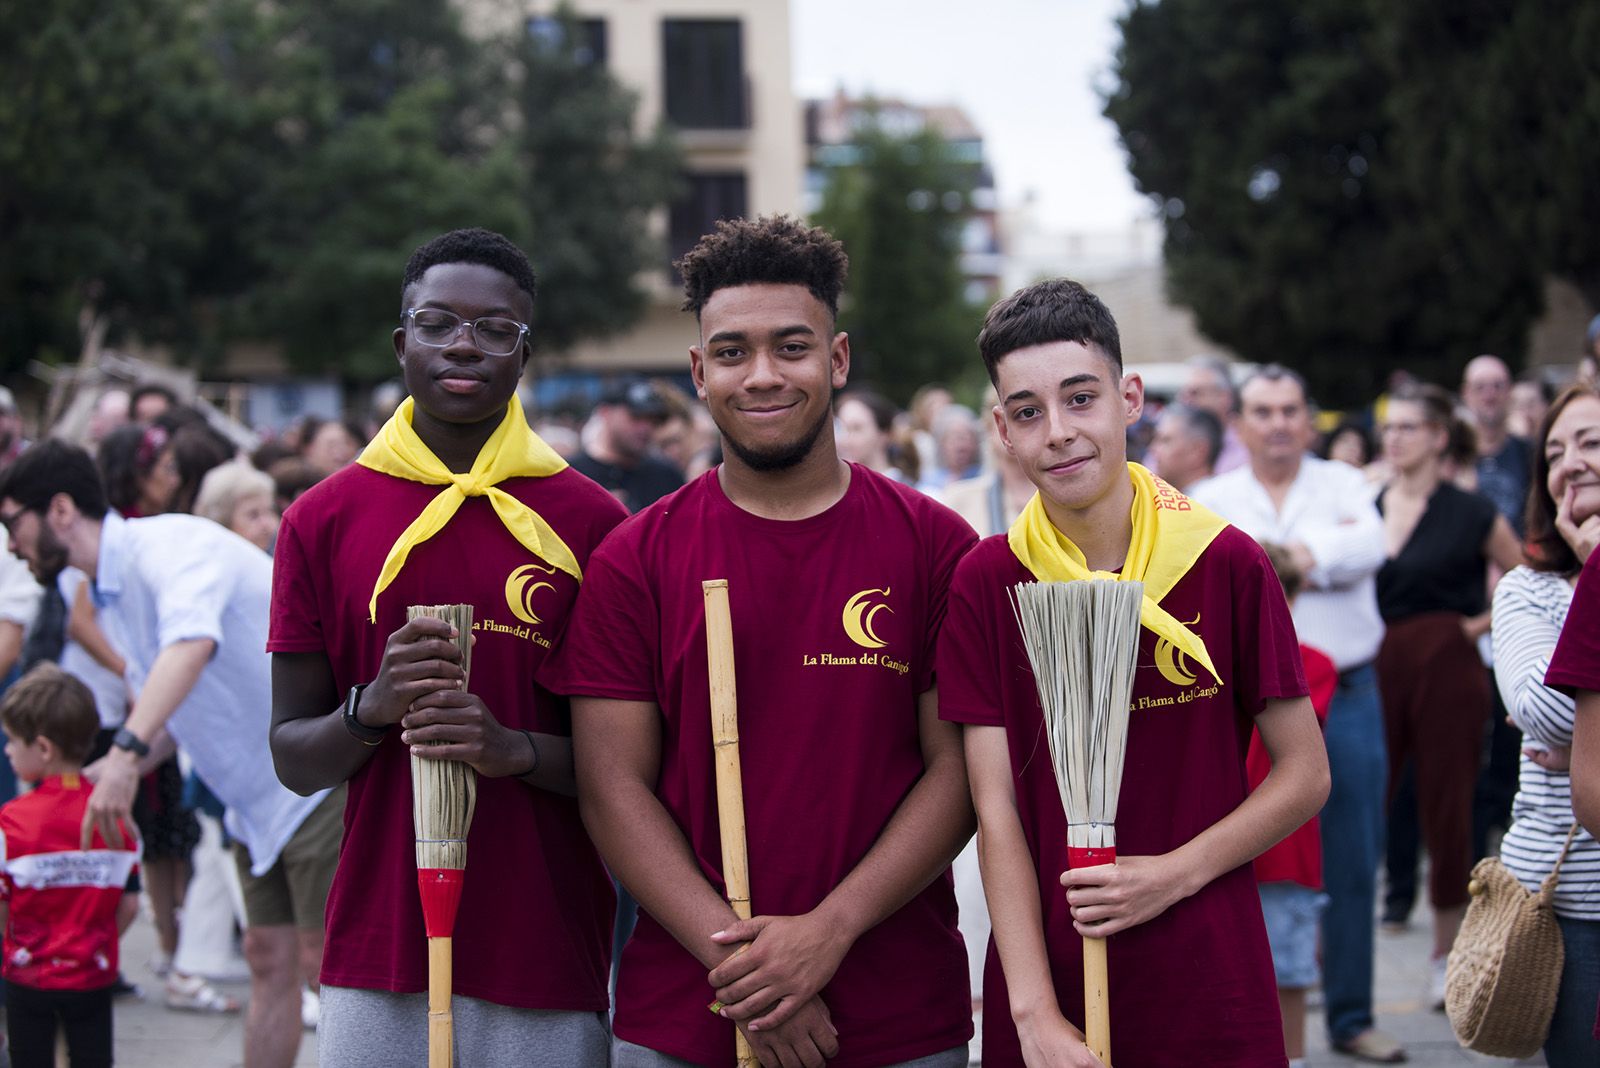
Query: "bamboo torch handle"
429 936 453 1068
1083 933 1110 1066
703 580 756 1068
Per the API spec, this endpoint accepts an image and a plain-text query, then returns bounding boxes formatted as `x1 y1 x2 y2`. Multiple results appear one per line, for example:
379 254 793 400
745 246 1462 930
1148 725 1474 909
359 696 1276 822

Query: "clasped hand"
1059 855 1184 938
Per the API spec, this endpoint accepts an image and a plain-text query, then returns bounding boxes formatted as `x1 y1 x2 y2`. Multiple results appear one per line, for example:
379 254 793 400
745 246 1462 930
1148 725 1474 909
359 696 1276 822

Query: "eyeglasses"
403 309 530 356
0 506 33 536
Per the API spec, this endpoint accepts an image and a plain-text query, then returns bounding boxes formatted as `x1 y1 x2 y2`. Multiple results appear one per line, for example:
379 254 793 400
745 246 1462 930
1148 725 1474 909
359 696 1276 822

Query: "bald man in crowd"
1147 403 1223 493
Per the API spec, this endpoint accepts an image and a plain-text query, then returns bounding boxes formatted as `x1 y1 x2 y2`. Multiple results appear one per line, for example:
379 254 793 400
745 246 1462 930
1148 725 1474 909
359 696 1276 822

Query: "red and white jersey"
0 774 138 991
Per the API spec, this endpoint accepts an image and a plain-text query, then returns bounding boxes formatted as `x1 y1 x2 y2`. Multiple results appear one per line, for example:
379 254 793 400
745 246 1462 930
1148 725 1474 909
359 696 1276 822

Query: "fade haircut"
0 440 108 520
976 279 1122 383
1239 364 1312 407
676 215 848 318
1 665 100 764
401 228 537 314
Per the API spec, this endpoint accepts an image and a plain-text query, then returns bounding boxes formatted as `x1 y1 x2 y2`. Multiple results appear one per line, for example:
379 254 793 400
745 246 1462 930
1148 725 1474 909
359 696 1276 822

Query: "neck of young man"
68 518 104 581
718 435 850 521
1040 473 1136 573
412 405 505 474
1475 418 1508 457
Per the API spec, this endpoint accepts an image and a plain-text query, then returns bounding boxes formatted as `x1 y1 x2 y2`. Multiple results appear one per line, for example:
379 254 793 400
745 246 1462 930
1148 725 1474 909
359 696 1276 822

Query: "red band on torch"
417 868 465 938
1067 846 1117 869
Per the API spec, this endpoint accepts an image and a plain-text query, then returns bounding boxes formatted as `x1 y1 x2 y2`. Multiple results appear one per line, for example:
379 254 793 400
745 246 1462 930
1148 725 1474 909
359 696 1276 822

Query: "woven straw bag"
1444 824 1579 1057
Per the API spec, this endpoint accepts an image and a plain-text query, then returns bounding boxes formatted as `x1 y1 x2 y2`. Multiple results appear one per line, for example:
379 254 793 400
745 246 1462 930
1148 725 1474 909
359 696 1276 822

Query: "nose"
1043 403 1076 448
441 321 484 360
744 350 784 391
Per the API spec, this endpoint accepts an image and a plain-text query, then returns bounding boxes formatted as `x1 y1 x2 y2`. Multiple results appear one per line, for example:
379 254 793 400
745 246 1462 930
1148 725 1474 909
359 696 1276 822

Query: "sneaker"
301 985 320 1031
164 971 242 1015
108 973 142 999
1430 955 1448 1012
1332 1028 1407 1063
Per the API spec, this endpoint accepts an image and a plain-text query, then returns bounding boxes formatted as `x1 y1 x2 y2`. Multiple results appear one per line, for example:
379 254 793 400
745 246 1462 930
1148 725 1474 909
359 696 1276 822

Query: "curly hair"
401 228 537 313
676 215 848 317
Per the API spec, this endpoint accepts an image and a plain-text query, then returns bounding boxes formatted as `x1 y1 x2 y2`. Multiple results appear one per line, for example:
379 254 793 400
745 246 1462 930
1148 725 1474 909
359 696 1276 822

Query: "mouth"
437 371 487 394
1044 455 1093 476
738 401 799 419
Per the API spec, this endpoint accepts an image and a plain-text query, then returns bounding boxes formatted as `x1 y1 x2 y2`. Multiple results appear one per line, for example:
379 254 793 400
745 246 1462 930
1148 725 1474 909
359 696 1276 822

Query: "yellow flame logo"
505 562 557 626
1153 613 1202 687
842 587 893 649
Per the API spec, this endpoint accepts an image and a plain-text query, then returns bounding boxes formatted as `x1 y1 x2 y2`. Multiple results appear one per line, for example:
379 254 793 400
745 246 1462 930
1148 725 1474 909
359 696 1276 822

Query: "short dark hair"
129 383 179 412
676 215 848 318
1 665 100 765
1259 541 1304 603
0 440 107 520
836 389 898 433
976 279 1122 383
1164 403 1224 468
1239 364 1312 407
1527 381 1600 576
401 228 537 314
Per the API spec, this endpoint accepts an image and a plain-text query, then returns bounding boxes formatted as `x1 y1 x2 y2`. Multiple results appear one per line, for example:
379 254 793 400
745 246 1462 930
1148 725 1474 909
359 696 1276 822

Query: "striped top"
1491 566 1600 919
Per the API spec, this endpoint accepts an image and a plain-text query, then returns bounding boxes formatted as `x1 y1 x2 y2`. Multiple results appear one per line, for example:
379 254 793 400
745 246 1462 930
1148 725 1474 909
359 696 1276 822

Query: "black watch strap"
111 727 150 759
343 683 386 746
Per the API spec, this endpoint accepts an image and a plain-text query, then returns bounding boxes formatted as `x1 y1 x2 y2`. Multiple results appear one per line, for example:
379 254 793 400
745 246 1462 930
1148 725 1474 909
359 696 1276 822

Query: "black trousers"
5 982 112 1068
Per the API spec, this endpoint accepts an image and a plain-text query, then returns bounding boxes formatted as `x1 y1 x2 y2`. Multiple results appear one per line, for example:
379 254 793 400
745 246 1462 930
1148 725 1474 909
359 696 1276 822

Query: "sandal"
164 971 242 1014
1332 1029 1407 1063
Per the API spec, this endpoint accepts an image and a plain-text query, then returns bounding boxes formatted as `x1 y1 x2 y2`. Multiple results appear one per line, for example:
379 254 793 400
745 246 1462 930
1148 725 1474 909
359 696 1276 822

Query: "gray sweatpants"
320 985 610 1067
613 1037 968 1068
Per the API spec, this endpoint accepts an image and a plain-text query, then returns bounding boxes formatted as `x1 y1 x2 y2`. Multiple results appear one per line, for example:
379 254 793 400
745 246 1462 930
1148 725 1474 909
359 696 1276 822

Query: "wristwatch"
111 727 150 759
343 683 387 746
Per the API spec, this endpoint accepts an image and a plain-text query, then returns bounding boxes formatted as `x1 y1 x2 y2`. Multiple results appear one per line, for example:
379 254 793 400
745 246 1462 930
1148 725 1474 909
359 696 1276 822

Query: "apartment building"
469 0 804 391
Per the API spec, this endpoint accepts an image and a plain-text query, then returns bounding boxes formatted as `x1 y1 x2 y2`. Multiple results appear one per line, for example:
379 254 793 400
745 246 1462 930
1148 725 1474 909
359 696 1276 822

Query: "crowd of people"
0 218 1594 1068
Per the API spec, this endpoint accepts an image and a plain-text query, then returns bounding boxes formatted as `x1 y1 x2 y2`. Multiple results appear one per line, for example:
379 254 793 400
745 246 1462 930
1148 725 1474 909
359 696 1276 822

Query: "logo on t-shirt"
1143 613 1220 708
842 587 893 649
505 562 557 625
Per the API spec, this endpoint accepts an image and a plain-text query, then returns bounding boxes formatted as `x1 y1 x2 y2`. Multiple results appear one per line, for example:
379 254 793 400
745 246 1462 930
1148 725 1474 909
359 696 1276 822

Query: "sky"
790 0 1152 233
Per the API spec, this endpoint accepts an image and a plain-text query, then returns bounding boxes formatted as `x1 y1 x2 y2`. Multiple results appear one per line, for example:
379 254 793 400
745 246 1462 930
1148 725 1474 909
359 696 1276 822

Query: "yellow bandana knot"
356 397 580 622
1007 463 1229 685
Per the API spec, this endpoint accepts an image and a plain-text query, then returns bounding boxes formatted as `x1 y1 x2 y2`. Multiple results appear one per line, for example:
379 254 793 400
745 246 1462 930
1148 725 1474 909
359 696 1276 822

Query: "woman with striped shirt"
1490 381 1600 1067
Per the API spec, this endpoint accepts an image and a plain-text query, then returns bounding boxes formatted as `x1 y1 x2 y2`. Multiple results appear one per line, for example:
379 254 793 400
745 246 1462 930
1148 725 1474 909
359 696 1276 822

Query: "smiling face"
690 283 848 473
393 262 532 430
1545 394 1600 529
992 341 1142 515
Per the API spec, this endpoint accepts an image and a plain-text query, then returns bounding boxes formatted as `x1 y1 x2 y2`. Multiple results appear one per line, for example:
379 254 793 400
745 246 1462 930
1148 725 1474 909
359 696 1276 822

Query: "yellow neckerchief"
1008 462 1228 684
357 397 579 622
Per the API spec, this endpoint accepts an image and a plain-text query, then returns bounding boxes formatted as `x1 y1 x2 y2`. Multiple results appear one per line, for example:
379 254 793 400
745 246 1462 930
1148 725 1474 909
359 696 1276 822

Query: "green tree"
814 118 983 402
1103 0 1595 406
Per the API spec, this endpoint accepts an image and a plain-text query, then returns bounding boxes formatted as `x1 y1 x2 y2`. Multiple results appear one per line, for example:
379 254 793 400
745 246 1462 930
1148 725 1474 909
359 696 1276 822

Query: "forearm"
813 744 974 943
269 698 381 795
582 777 741 970
69 586 126 676
1572 692 1600 839
122 639 214 742
512 731 577 797
0 620 21 678
980 801 1064 1027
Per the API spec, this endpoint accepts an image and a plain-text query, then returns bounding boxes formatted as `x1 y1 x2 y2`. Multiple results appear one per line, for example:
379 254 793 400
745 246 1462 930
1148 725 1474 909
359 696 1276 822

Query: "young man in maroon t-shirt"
936 279 1330 1068
267 229 627 1065
547 216 978 1068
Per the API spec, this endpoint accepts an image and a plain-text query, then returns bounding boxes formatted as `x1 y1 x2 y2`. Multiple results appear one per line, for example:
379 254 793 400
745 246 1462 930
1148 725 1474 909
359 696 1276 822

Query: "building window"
662 19 746 129
670 173 748 269
527 16 607 66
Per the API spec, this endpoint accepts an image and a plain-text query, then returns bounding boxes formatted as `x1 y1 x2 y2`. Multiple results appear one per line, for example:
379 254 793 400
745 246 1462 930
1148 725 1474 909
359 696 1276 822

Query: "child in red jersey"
0 665 138 1068
1251 543 1336 1068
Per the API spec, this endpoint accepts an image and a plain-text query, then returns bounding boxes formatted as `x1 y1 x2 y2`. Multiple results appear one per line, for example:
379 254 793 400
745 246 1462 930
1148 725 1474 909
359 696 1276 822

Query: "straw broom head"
1010 579 1143 856
408 604 478 871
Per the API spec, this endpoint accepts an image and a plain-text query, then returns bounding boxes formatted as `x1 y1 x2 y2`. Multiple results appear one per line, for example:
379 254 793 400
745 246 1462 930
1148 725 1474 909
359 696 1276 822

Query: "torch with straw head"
1011 578 1143 1067
702 580 758 1068
408 604 477 1068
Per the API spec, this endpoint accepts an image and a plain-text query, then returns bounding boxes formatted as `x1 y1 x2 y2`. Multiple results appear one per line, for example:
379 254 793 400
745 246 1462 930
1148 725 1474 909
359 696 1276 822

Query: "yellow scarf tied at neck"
357 396 579 622
1008 462 1228 685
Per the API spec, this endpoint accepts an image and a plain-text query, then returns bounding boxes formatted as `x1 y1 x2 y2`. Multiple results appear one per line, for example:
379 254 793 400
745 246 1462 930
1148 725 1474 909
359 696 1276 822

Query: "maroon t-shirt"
546 465 978 1067
937 527 1305 1068
1547 548 1600 696
268 463 627 1010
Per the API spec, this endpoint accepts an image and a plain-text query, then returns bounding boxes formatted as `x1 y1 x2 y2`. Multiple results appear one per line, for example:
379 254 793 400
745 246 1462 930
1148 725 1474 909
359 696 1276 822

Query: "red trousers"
1376 612 1489 910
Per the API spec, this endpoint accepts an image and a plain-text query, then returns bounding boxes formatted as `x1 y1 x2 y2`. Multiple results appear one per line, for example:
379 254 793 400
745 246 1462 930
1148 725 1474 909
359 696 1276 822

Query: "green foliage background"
0 1 680 380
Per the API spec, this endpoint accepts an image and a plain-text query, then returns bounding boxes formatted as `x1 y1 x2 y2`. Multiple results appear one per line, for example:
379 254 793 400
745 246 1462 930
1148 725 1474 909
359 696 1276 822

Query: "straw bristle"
408 605 478 870
1009 580 1143 853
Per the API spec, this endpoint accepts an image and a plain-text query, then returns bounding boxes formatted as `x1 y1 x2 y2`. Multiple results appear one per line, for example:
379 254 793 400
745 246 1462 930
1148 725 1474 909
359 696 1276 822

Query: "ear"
992 403 1017 457
830 333 851 392
1121 372 1146 427
45 492 77 532
393 326 407 365
689 345 708 401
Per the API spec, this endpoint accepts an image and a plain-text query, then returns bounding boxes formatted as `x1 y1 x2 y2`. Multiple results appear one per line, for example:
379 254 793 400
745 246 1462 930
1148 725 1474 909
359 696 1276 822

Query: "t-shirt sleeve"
542 540 659 701
936 550 1005 726
138 536 231 651
267 516 325 654
1546 551 1600 696
1229 533 1309 717
919 506 979 693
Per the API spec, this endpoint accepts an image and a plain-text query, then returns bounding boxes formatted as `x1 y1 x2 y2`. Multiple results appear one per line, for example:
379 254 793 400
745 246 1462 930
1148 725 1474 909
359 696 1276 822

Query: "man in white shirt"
1193 366 1405 1064
0 441 335 1068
